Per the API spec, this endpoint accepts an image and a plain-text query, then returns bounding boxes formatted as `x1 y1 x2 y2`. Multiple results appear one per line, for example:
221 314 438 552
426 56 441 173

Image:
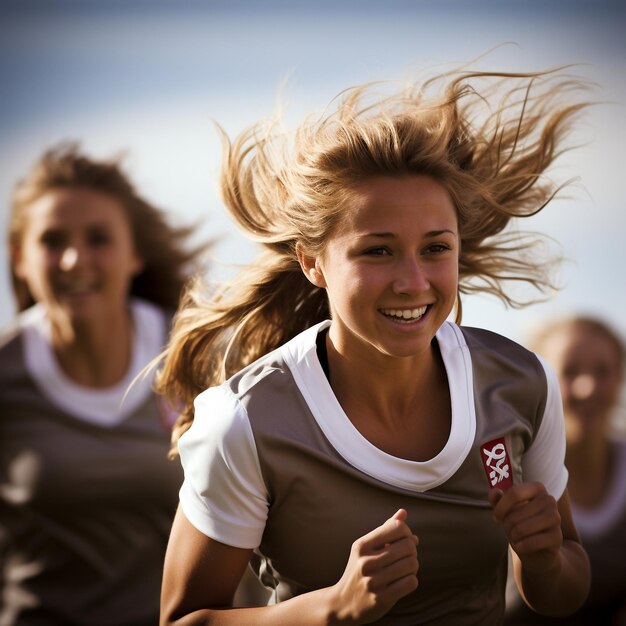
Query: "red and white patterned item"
480 437 513 491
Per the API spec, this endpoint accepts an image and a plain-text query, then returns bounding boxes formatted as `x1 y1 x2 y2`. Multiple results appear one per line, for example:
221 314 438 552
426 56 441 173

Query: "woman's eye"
88 231 112 247
424 243 450 254
40 231 65 249
364 247 390 256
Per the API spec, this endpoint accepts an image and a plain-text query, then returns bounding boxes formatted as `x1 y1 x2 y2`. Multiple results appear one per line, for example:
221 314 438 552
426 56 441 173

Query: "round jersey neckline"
282 320 477 492
19 299 166 426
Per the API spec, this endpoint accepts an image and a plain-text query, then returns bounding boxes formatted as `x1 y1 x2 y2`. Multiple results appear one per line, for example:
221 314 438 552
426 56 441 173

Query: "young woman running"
157 68 592 625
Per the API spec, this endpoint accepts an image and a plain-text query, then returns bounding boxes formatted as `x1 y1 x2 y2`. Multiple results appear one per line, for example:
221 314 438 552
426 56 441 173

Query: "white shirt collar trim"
19 299 166 426
282 320 476 492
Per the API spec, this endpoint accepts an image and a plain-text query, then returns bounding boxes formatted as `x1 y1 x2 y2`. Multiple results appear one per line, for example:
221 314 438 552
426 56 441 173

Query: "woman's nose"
59 246 80 271
570 374 596 400
392 258 429 294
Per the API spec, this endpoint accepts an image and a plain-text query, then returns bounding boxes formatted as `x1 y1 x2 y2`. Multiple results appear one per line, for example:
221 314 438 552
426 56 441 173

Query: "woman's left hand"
489 482 563 574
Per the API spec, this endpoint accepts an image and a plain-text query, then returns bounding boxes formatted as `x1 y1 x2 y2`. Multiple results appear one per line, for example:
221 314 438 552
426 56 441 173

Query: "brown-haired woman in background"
506 316 626 625
0 143 204 625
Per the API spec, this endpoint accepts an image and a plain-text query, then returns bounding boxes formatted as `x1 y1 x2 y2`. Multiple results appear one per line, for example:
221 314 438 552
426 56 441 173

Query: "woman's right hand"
328 509 419 624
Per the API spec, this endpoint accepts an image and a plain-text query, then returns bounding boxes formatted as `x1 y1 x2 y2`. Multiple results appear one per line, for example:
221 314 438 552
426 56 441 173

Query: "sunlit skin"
304 175 459 364
298 175 459 460
12 187 144 386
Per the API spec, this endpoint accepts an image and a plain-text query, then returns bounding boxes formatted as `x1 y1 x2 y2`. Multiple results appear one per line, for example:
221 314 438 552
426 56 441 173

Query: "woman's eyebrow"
360 228 456 238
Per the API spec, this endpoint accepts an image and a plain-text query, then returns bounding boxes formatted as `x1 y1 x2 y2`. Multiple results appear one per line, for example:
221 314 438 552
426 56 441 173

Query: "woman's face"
300 175 459 362
540 325 623 442
12 187 143 326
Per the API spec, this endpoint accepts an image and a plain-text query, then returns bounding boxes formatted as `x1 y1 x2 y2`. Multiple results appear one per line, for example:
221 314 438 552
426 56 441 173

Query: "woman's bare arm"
490 485 589 617
160 507 419 626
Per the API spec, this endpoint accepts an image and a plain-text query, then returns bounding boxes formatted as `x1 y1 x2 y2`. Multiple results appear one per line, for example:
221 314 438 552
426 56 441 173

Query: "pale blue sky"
1 0 625 344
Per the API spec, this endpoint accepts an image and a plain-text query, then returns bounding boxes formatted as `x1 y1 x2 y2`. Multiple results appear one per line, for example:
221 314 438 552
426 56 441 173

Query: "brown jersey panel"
0 325 182 626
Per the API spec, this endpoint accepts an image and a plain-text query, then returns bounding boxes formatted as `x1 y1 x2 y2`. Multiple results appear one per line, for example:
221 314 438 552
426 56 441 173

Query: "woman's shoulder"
448 321 544 371
0 311 36 386
0 323 23 385
0 305 45 355
442 322 553 420
189 344 297 432
0 320 21 352
223 321 327 399
453 322 532 353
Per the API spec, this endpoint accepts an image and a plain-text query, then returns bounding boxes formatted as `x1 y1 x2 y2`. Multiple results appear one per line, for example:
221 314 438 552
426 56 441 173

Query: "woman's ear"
296 243 326 288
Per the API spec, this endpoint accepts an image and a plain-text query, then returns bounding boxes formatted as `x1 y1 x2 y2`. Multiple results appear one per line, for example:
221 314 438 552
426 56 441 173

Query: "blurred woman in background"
506 316 626 625
0 143 204 625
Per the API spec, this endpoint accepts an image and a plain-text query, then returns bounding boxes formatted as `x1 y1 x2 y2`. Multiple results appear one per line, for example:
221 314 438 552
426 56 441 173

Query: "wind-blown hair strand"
156 67 592 454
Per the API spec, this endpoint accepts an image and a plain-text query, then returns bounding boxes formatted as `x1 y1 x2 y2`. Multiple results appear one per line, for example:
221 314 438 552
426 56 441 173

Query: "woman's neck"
49 307 134 388
326 338 436 421
324 334 451 461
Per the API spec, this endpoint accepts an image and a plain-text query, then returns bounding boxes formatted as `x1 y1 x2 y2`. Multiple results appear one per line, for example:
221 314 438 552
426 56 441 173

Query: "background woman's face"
13 187 143 326
540 325 623 442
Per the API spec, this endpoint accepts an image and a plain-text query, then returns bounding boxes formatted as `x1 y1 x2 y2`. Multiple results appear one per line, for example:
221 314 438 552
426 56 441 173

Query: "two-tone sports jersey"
0 299 182 626
179 320 567 625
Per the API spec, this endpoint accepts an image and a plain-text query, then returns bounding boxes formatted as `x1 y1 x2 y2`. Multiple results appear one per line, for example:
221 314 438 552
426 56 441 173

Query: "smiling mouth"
57 281 97 296
380 305 428 322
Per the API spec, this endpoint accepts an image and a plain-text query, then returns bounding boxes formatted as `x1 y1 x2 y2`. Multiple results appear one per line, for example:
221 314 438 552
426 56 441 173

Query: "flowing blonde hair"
157 67 591 453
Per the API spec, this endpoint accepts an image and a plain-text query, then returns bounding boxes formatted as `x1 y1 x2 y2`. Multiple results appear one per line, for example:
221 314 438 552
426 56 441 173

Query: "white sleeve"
520 355 569 500
177 385 269 549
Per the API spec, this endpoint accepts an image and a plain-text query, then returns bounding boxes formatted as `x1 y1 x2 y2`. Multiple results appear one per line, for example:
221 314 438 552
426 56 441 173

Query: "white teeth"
60 281 94 294
381 306 427 320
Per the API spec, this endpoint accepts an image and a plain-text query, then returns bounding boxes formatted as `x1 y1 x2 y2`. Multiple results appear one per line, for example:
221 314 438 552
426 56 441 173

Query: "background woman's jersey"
0 300 182 626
